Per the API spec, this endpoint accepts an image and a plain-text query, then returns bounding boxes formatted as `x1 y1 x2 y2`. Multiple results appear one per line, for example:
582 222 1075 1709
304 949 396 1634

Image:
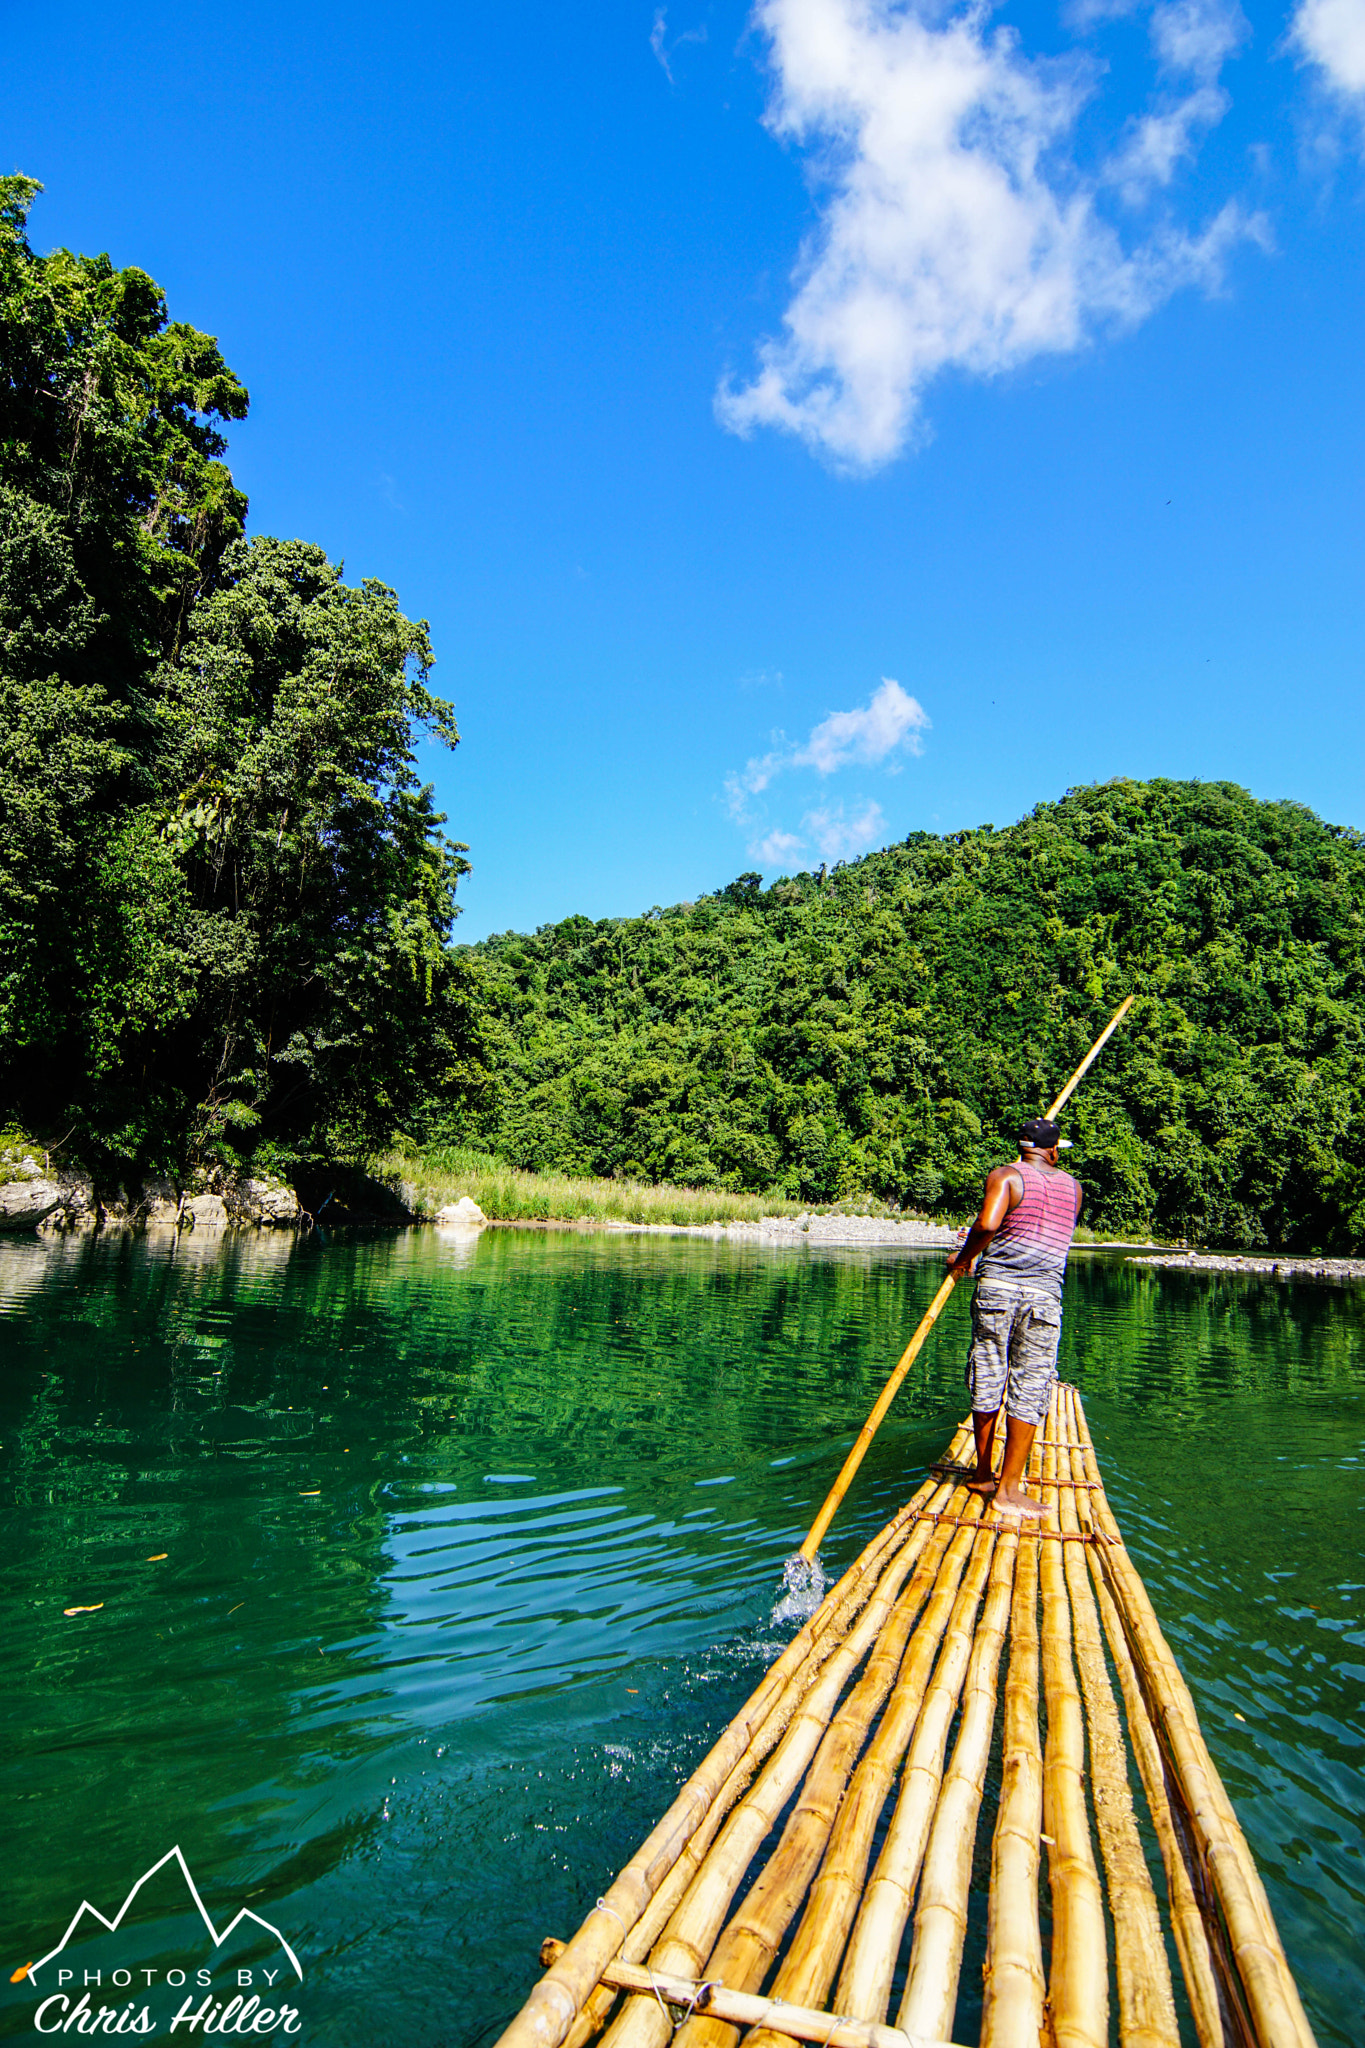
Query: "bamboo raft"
496 1384 1315 2048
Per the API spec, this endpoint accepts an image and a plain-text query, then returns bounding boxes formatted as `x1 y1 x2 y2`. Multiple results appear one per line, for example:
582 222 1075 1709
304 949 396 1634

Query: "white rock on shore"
435 1196 487 1227
0 1174 66 1231
180 1193 229 1231
1 1154 99 1234
229 1176 302 1226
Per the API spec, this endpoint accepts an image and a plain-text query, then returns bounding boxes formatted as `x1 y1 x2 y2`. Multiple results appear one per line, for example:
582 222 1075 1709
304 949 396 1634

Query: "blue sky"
4 0 1362 937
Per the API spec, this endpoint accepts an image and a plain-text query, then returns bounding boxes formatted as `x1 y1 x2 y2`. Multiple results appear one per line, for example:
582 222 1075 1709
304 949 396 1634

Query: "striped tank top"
977 1159 1079 1304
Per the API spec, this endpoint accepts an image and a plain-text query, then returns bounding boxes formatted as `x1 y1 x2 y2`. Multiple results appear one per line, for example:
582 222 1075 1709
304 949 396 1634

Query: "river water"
0 1227 1360 2045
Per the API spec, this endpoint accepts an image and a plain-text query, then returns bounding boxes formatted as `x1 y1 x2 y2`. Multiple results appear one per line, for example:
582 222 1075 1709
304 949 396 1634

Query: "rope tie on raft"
595 1899 717 2033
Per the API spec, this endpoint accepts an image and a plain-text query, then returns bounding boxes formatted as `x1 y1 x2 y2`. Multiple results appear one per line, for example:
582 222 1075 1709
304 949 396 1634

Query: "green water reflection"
0 1228 1360 2044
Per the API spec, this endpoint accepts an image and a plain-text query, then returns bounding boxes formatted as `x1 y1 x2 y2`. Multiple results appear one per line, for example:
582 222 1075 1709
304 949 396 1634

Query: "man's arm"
947 1164 1021 1281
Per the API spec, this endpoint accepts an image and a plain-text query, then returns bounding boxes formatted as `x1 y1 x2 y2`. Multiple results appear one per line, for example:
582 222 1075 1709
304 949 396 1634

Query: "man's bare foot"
992 1486 1048 1519
965 1474 998 1495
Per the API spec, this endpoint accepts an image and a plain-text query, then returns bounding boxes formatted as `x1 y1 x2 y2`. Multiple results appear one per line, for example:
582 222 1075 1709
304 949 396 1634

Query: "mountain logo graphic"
25 1846 303 1984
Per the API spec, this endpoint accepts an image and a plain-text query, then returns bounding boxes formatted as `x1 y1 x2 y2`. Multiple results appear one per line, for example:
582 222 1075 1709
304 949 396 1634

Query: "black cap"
1017 1117 1064 1149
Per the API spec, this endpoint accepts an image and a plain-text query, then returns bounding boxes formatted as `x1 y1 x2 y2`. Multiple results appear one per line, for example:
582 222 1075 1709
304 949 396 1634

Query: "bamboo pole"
670 1503 986 2048
979 1526 1044 2048
828 1526 998 2028
1068 1388 1256 2048
798 1274 959 1563
1045 994 1135 1118
1068 1397 1317 2048
1055 1393 1178 2048
501 1433 973 2048
797 994 1135 1565
895 1528 1017 2045
604 1485 971 2048
1037 1396 1109 2048
538 1942 968 2048
1060 1391 1226 2048
753 1517 998 2041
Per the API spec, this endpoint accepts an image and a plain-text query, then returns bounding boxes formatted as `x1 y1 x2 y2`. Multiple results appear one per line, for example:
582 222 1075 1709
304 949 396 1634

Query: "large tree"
0 177 485 1175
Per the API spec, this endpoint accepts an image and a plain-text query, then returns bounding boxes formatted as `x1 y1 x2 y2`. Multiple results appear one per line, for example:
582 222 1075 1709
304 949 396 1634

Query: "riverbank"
7 1134 1355 1270
515 1211 958 1246
379 1144 920 1232
1128 1249 1365 1283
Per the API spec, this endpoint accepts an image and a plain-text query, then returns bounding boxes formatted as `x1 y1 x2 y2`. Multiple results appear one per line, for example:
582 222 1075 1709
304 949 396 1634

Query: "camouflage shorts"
965 1282 1062 1426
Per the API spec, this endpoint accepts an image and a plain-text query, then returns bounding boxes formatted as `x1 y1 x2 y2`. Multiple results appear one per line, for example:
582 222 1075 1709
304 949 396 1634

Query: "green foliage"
0 178 484 1176
379 1140 838 1226
450 780 1365 1250
0 174 248 676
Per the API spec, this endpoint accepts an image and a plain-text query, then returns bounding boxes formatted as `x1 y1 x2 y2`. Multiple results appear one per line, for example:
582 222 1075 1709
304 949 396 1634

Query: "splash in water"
771 1550 830 1627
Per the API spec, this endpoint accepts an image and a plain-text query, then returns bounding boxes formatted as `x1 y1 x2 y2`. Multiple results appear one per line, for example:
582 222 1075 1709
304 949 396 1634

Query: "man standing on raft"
946 1117 1083 1518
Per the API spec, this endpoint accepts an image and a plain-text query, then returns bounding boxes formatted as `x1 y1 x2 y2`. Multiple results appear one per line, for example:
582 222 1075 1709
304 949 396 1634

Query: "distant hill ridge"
452 779 1365 1251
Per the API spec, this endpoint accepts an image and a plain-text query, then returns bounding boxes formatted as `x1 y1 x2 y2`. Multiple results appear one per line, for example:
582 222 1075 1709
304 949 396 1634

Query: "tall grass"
376 1143 899 1228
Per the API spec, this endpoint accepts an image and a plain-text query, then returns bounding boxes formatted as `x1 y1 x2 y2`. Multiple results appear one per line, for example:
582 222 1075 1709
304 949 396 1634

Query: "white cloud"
727 678 926 864
651 4 707 82
754 827 809 864
1109 0 1247 198
751 799 889 866
797 675 929 772
1110 88 1228 195
803 798 888 861
729 677 929 806
1152 0 1246 75
1292 0 1365 97
717 0 1259 469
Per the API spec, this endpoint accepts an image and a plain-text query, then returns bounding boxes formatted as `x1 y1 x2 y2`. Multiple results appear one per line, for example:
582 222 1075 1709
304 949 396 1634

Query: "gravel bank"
1128 1250 1365 1283
599 1212 957 1247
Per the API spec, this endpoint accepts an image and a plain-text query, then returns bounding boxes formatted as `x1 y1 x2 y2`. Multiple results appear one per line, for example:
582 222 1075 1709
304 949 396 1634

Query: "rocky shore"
1127 1249 1365 1283
0 1152 303 1235
0 1150 496 1239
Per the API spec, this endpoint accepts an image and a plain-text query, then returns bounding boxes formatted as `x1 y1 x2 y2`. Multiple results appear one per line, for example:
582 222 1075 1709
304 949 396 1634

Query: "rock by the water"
143 1178 182 1226
0 1175 66 1232
435 1196 487 1227
180 1193 229 1231
37 1176 98 1233
229 1176 302 1226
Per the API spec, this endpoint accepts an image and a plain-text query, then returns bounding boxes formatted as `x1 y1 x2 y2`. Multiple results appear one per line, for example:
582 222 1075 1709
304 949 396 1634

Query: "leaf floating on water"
63 1604 103 1615
11 1963 32 1984
1233 1711 1247 1722
227 1601 245 1615
146 1553 168 1561
299 1490 321 1497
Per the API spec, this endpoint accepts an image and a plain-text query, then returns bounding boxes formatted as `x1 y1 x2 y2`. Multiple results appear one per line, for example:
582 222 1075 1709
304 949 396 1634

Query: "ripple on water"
0 1231 1360 2046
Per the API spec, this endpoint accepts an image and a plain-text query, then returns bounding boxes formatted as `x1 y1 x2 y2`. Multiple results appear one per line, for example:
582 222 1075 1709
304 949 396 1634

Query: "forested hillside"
453 781 1365 1250
0 177 484 1180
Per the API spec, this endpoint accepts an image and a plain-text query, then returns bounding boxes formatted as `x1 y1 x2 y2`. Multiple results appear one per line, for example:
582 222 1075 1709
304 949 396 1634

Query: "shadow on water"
0 1228 1359 2043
